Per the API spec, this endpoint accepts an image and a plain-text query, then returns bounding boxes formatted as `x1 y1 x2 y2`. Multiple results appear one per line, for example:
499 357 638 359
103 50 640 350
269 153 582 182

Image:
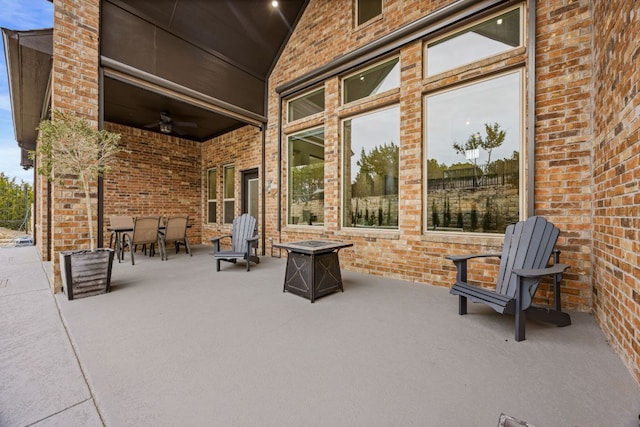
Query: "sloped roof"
1 28 53 168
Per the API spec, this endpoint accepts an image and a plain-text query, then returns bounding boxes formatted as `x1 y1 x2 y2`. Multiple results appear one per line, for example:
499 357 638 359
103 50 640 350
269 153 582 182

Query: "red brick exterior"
201 126 263 243
266 0 638 383
102 123 203 245
592 0 640 383
47 0 101 291
41 0 639 383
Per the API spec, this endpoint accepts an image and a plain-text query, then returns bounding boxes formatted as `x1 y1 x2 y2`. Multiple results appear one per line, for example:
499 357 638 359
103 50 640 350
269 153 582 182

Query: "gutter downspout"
98 67 104 248
527 0 536 216
277 95 282 241
261 123 266 256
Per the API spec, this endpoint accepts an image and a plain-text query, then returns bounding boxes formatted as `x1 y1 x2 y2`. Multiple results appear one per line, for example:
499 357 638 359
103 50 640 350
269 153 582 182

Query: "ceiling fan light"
159 122 172 133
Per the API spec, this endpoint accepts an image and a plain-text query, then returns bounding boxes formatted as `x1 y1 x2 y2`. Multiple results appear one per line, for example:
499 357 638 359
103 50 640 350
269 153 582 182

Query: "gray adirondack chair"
210 213 260 271
447 216 571 341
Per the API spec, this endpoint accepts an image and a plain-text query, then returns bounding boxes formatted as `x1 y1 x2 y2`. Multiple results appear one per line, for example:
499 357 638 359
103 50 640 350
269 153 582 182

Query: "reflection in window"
223 165 235 224
427 8 521 76
343 106 399 229
356 0 382 26
288 128 324 226
343 57 400 104
288 88 324 122
207 168 217 223
425 72 521 234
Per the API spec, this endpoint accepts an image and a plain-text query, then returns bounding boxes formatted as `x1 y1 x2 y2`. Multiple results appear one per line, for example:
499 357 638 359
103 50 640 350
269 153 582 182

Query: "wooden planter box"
60 248 114 300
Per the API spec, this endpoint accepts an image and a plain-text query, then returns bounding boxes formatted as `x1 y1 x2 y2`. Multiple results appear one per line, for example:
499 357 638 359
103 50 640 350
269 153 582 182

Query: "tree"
0 174 33 230
353 142 399 197
453 122 506 185
35 111 121 251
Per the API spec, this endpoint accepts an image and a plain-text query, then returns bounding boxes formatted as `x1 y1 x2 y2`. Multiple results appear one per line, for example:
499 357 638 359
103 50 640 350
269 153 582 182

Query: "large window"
223 165 235 224
425 71 522 234
426 7 521 76
288 127 325 226
356 0 382 26
207 168 217 223
343 106 399 229
288 88 324 122
343 57 400 104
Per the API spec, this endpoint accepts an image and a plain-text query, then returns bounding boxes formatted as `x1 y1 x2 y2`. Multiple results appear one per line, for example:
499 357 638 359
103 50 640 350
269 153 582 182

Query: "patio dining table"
108 222 191 262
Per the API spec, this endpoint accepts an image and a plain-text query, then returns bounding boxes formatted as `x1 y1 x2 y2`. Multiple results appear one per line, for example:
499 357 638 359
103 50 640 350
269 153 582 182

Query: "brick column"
49 0 101 292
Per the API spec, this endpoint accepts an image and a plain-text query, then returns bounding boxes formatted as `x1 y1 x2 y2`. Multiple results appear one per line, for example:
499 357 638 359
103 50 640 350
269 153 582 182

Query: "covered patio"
2 245 639 426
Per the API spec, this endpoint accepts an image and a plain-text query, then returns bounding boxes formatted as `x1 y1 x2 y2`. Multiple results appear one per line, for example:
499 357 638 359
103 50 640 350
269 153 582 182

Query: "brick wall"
592 0 640 384
201 125 263 244
102 123 203 246
266 0 594 312
49 0 101 291
534 1 594 310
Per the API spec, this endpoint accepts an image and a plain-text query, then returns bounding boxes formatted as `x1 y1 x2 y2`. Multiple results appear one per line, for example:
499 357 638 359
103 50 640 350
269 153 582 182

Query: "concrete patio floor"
1 244 639 426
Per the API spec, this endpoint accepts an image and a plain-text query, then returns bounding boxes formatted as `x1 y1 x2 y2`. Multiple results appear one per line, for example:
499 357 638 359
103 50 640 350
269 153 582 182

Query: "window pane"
426 72 521 234
207 168 217 223
223 166 235 223
357 0 382 26
207 168 217 199
224 166 234 199
427 8 521 76
343 106 399 229
288 88 324 122
224 201 235 224
343 58 400 104
208 202 217 223
288 128 324 225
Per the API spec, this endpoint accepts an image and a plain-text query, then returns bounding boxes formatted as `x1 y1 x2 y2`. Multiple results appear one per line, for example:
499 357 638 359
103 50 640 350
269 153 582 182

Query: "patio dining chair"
122 216 161 265
108 215 134 261
158 216 191 260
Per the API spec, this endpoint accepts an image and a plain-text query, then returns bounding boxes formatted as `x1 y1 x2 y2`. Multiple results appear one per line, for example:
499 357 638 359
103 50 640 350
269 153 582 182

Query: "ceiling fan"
144 111 197 135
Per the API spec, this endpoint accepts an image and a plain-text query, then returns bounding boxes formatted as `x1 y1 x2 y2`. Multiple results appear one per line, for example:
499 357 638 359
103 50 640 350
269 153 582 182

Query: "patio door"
242 169 259 221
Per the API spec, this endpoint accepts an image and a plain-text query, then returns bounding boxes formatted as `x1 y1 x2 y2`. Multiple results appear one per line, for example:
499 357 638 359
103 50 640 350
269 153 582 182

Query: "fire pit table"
273 240 353 303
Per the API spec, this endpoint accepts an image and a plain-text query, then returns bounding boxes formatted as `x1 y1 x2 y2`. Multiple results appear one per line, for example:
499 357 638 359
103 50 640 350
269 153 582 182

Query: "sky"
0 0 53 185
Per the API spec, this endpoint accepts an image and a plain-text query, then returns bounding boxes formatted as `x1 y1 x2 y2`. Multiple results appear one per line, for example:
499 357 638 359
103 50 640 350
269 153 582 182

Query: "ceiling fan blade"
173 121 198 128
144 122 160 129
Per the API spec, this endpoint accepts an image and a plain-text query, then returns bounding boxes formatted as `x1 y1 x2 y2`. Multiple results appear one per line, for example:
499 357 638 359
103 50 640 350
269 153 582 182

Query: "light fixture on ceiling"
497 18 503 25
271 1 278 7
159 122 172 134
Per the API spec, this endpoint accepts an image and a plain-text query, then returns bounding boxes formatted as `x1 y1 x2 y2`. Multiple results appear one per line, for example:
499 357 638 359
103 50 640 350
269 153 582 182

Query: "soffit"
1 28 53 168
101 0 307 141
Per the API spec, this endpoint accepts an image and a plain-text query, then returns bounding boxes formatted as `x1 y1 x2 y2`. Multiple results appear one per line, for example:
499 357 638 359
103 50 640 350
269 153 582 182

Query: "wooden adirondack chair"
210 213 260 272
447 216 571 341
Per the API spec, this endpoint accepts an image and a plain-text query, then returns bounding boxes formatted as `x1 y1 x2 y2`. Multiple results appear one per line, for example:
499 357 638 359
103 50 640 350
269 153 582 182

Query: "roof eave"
1 27 53 168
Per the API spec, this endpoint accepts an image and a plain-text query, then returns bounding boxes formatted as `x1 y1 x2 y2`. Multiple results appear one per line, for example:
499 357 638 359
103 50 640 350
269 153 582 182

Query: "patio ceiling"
101 0 308 141
3 1 308 156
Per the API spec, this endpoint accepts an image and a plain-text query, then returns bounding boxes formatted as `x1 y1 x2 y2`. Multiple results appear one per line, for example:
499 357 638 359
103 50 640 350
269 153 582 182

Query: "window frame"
355 0 383 27
223 164 235 224
341 104 401 230
286 86 325 124
423 68 525 235
341 56 400 106
425 4 524 78
206 167 217 224
286 126 326 227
